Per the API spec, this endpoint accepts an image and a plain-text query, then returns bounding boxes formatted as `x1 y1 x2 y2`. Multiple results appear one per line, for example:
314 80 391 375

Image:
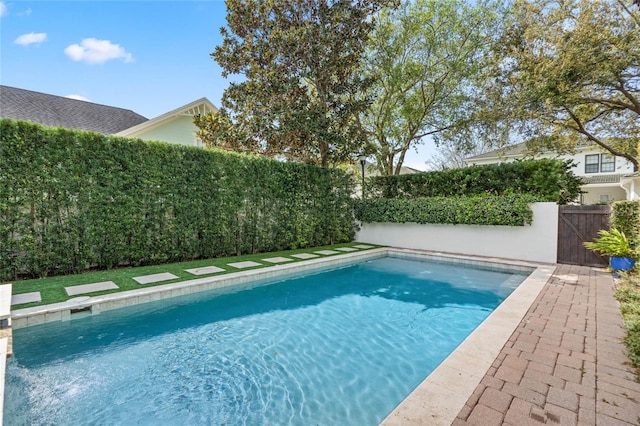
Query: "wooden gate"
557 205 611 266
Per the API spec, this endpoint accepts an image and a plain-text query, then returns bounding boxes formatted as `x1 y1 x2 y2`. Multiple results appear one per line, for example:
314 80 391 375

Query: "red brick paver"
454 265 640 426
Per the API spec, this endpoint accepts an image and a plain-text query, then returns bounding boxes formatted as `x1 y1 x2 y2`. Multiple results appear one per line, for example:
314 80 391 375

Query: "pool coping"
4 247 553 425
380 250 554 425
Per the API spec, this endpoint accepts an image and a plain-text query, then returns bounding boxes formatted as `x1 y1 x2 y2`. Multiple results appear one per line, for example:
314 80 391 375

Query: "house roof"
465 142 533 162
0 85 148 134
115 97 217 138
581 174 622 184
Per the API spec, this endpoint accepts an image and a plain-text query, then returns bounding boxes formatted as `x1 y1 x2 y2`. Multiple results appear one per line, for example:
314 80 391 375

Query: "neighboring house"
114 97 217 147
365 165 423 177
465 142 639 205
0 85 217 147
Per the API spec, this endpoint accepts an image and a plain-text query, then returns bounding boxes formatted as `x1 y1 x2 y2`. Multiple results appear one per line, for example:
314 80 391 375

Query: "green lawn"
8 243 382 309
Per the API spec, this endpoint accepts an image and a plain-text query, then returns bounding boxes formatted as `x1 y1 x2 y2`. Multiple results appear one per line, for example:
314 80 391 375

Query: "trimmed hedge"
0 119 355 280
354 195 537 226
366 159 582 204
611 201 640 250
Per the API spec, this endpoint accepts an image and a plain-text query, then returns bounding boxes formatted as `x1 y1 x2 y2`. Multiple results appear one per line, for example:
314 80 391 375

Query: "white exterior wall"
467 148 635 176
356 202 558 264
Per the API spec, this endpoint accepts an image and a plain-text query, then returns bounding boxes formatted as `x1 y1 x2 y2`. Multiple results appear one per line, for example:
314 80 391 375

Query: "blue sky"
0 0 432 169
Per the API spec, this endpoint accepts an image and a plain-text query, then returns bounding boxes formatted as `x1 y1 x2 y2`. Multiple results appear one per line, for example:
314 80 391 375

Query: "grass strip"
7 243 381 309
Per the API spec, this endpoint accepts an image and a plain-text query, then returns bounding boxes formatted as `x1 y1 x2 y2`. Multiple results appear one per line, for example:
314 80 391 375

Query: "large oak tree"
484 0 639 170
359 0 503 175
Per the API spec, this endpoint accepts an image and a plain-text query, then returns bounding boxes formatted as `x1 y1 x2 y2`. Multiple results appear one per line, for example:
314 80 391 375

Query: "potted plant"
584 229 637 273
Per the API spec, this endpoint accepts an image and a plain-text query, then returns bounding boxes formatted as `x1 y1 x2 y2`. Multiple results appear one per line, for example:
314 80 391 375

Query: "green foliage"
482 0 639 169
584 229 636 259
360 0 504 175
0 119 355 281
200 0 396 167
365 159 581 204
611 201 640 250
354 195 536 226
615 273 640 368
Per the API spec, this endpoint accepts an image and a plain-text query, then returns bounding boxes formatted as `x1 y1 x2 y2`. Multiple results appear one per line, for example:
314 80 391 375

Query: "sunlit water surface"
4 256 529 425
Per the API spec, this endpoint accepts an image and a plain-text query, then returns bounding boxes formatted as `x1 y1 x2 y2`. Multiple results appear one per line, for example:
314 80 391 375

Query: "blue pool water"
4 256 529 425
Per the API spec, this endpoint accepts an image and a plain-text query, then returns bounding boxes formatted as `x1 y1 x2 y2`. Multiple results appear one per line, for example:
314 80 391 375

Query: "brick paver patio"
454 264 640 426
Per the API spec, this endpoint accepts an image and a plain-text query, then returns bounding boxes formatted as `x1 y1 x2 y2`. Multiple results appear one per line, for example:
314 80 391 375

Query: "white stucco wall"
356 202 558 264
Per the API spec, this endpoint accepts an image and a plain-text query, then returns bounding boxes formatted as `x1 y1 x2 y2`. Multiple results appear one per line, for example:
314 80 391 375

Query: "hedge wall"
354 195 537 226
365 159 582 204
0 119 355 280
611 200 640 250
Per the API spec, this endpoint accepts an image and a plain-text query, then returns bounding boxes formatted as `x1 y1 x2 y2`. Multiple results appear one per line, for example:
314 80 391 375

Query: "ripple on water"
5 257 524 425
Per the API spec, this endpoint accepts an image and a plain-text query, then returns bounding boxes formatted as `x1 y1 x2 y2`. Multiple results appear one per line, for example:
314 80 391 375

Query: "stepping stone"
11 292 42 305
133 272 179 285
291 253 319 259
314 250 340 255
353 244 374 249
65 281 119 296
335 247 358 252
228 261 262 269
185 266 225 276
262 257 293 263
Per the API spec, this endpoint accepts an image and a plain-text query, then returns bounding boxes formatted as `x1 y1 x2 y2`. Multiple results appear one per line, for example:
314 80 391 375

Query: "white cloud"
64 38 134 64
14 32 47 46
65 94 90 102
0 2 7 17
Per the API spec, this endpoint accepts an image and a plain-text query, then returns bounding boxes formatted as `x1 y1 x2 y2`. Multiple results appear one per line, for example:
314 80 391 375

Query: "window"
600 154 615 172
585 154 599 173
584 153 615 173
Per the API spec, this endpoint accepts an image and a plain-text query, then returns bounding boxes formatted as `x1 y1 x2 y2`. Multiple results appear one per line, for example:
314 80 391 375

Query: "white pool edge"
380 255 554 425
5 247 553 426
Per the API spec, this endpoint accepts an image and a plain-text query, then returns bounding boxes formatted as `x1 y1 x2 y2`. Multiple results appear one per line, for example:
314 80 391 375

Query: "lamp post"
358 155 367 198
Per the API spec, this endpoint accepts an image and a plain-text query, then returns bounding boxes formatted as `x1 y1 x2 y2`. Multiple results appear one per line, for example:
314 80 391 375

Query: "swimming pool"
4 254 532 425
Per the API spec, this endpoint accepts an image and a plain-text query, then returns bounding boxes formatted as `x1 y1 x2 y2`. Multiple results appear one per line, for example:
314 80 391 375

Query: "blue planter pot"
610 256 635 275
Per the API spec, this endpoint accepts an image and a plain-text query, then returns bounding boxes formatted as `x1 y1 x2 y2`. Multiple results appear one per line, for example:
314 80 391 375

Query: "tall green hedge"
366 159 582 204
0 119 355 280
354 195 537 226
611 200 640 250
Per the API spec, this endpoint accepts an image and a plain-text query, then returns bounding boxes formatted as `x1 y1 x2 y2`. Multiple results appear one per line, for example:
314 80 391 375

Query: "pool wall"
5 247 553 426
356 202 558 263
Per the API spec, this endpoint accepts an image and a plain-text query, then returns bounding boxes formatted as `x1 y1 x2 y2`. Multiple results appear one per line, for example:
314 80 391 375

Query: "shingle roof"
465 142 532 161
0 85 148 134
581 174 622 184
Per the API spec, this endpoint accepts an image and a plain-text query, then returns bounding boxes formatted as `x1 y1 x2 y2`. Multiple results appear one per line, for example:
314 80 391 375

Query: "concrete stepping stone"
353 244 374 249
11 292 42 305
65 281 119 296
291 253 319 259
262 257 293 263
185 266 225 276
335 247 358 252
314 250 340 255
228 261 262 269
133 272 179 285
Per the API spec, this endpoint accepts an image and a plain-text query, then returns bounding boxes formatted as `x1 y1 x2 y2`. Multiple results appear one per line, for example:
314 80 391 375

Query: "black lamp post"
358 155 367 198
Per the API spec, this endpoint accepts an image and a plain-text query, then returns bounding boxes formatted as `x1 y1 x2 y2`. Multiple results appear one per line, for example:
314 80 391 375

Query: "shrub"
354 195 537 226
0 119 355 280
615 273 640 368
611 201 640 250
365 159 582 204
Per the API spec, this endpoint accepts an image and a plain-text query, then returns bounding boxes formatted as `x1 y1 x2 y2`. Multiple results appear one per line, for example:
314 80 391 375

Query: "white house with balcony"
465 142 639 205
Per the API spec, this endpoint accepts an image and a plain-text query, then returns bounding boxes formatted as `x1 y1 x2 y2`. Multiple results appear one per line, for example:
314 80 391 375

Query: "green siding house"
0 85 217 148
